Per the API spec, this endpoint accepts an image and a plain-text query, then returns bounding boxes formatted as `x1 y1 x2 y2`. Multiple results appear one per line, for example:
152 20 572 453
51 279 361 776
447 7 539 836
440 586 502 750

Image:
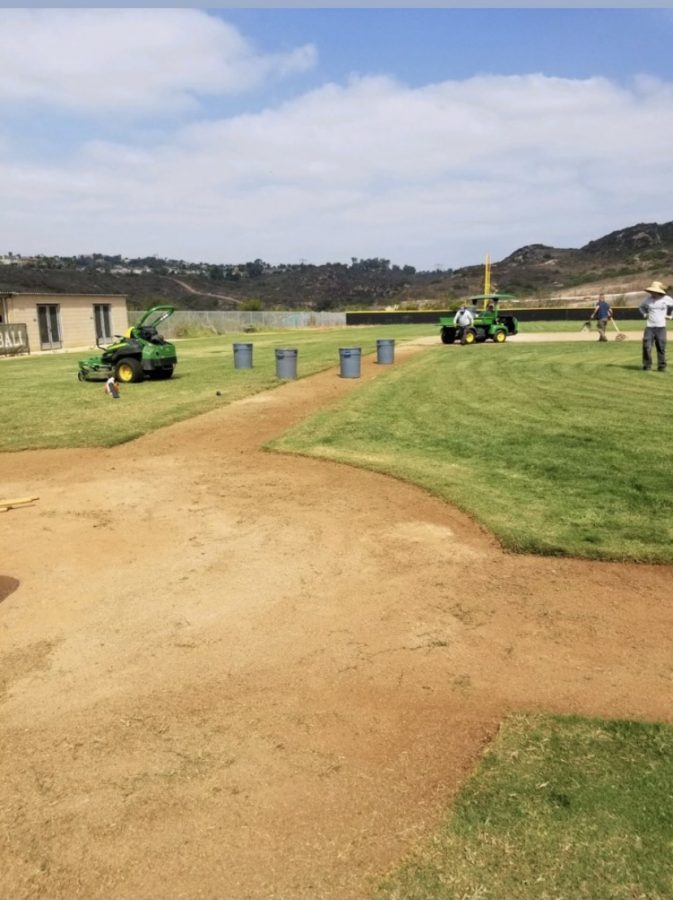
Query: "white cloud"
3 71 673 267
0 9 316 115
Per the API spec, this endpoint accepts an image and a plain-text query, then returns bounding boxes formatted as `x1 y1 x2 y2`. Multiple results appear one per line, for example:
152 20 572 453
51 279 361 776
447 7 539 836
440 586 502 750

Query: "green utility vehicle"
440 293 519 345
78 305 177 383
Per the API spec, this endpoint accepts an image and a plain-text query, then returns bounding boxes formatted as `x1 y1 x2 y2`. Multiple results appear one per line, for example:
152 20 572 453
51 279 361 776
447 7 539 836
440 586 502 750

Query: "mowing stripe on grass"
270 341 673 562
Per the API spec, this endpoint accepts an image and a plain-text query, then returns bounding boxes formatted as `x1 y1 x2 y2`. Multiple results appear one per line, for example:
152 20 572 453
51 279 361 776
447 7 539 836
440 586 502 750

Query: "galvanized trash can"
376 338 395 365
339 347 361 378
233 342 253 369
275 348 298 380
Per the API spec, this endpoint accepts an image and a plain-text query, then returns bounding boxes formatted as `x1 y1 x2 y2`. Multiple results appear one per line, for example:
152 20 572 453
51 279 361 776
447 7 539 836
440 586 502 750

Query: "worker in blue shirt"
590 293 612 342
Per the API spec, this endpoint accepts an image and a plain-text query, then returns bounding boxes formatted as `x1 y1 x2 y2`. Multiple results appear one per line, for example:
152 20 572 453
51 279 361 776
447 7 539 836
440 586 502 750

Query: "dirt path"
162 276 243 305
1 336 671 900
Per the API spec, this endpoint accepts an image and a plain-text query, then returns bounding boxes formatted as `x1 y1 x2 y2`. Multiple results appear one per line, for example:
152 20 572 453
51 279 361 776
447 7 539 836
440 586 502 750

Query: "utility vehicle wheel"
493 330 507 343
77 371 85 382
151 366 174 380
115 357 144 383
463 329 476 345
441 327 456 345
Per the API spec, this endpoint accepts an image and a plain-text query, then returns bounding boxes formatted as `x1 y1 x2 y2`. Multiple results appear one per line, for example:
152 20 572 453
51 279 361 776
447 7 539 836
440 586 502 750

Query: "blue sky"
2 8 673 269
220 9 673 87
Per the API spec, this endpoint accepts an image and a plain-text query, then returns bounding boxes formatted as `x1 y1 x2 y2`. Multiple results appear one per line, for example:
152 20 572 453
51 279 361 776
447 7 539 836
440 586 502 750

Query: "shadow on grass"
605 362 649 371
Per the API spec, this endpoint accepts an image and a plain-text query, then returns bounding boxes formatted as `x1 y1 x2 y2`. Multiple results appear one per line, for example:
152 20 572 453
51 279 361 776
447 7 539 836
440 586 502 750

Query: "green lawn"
517 318 642 333
270 340 673 563
0 325 434 451
375 714 673 900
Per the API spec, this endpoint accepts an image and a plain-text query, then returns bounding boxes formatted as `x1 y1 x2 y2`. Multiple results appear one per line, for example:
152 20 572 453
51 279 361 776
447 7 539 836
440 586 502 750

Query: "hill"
1 222 672 310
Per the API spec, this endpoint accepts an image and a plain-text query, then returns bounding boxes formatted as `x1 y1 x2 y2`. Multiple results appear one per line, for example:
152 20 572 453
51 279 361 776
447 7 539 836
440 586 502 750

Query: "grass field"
517 318 642 333
0 324 434 451
374 714 673 900
271 340 673 563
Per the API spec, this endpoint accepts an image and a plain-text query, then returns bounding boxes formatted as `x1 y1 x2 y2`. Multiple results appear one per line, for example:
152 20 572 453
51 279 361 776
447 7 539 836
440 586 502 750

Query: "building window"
37 304 62 350
94 304 113 343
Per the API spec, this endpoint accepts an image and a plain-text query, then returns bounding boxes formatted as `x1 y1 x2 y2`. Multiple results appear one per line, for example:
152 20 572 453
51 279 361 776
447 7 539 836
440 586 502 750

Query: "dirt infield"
1 334 671 900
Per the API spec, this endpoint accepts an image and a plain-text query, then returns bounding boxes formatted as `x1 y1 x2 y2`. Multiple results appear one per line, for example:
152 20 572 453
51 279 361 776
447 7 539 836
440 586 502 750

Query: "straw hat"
645 281 667 294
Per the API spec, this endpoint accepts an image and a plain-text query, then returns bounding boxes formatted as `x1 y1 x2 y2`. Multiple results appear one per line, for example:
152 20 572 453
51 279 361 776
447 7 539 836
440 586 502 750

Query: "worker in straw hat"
639 281 673 371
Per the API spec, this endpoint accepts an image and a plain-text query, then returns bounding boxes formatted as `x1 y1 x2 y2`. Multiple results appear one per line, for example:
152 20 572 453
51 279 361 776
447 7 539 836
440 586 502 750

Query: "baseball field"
1 324 672 899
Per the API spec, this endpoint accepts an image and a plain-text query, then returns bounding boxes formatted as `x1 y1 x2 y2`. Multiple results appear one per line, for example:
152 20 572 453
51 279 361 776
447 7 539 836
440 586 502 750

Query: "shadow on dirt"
0 576 20 603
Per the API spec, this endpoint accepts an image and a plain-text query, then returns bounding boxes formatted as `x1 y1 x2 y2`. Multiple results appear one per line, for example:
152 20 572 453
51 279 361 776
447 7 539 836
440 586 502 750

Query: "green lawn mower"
439 293 519 345
78 305 178 383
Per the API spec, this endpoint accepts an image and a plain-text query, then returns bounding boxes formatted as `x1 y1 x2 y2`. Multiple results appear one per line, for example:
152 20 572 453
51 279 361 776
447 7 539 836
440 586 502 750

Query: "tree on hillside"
244 259 267 278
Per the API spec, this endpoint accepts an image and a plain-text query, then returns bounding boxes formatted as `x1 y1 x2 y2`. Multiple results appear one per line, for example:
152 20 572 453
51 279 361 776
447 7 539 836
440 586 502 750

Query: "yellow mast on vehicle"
483 254 491 309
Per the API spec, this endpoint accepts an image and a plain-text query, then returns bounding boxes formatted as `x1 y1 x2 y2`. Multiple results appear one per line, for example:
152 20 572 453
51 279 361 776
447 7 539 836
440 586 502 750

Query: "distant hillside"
2 222 672 310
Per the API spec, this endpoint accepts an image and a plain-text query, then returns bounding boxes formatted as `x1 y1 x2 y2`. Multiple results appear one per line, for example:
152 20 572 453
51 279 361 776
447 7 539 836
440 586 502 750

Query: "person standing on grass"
590 292 612 342
453 304 475 344
639 281 673 371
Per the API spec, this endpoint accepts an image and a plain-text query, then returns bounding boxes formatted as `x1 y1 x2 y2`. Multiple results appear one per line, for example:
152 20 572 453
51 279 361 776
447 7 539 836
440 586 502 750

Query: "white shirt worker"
454 307 475 327
639 294 673 327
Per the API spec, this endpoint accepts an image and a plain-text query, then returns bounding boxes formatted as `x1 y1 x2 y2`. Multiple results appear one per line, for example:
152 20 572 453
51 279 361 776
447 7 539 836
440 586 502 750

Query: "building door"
37 304 62 349
93 304 113 342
